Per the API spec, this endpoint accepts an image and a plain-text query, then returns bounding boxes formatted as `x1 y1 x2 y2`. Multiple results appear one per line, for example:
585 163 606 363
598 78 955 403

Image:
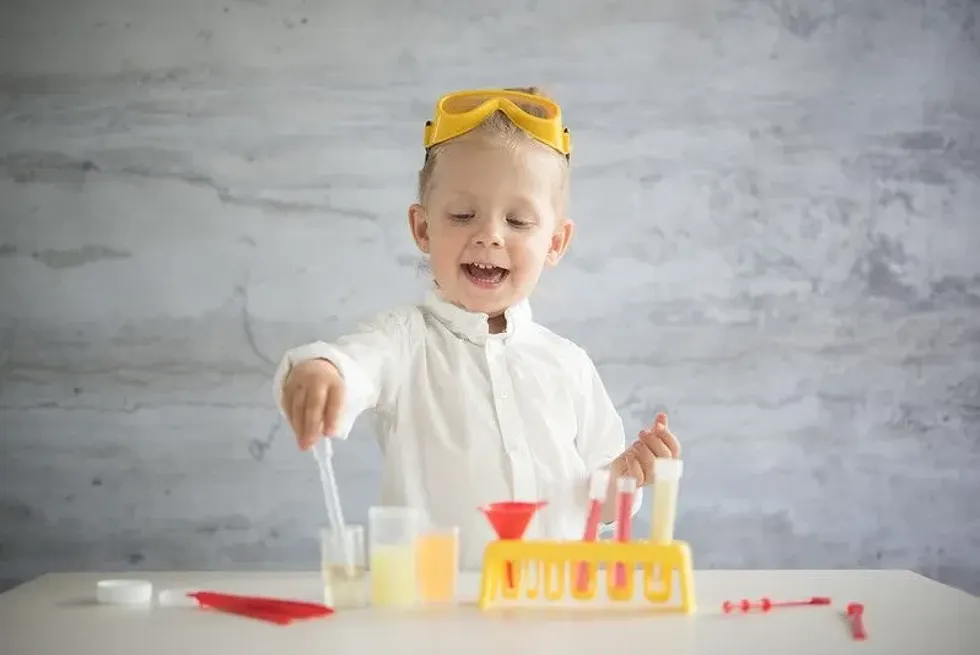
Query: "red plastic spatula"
188 591 334 625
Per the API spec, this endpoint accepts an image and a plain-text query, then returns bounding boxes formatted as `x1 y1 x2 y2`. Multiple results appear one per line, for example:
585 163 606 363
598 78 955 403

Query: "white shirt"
273 290 642 570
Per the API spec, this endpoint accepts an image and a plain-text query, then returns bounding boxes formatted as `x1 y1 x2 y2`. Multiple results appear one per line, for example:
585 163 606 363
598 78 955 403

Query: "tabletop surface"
2 569 978 655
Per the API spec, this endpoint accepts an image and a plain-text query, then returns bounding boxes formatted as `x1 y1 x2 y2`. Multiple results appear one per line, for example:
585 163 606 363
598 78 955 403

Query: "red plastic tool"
846 602 867 640
479 501 547 590
721 596 831 613
189 591 334 625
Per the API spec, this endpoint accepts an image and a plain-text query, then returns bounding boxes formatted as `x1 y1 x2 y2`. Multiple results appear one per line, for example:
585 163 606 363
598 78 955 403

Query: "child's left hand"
619 412 681 486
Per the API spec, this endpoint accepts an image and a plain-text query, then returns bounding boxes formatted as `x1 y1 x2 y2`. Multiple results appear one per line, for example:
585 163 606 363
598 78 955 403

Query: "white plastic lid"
96 579 153 605
588 468 611 500
157 588 197 607
654 458 684 480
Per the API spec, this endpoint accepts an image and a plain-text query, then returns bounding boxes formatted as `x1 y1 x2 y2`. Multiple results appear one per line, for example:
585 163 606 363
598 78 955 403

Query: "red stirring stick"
847 602 867 640
721 596 831 613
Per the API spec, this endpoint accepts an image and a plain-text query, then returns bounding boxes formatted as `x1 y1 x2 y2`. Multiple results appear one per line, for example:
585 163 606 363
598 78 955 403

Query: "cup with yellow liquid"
416 525 459 604
368 506 420 608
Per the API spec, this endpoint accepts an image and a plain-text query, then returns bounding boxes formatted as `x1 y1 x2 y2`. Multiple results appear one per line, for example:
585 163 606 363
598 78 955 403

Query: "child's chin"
455 293 512 316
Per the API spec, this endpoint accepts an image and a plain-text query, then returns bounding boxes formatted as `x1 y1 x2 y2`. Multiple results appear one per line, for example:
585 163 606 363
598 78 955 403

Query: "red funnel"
479 501 548 590
479 501 548 539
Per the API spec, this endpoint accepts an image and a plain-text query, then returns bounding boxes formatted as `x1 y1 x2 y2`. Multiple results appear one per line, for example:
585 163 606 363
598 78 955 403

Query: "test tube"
650 458 684 543
613 476 637 588
368 506 420 608
575 469 611 592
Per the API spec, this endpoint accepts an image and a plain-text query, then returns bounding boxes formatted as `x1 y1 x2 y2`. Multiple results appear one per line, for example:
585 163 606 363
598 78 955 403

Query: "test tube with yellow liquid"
650 458 683 542
369 506 419 607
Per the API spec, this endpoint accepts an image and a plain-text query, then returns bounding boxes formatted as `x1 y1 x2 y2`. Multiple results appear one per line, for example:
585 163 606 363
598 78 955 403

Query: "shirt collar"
422 289 533 345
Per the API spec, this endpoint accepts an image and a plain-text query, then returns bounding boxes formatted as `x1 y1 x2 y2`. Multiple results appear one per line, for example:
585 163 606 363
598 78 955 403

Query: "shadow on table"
56 598 101 608
466 603 697 622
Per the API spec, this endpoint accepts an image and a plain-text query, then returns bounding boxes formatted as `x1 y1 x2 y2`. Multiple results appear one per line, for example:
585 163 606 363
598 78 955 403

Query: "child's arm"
573 355 644 526
273 310 410 442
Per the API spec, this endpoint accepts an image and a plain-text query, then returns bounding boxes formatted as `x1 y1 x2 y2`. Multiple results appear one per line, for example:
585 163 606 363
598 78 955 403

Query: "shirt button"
500 391 509 400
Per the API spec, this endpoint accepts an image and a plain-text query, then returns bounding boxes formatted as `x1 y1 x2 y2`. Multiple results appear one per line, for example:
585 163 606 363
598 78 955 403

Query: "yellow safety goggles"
423 89 572 158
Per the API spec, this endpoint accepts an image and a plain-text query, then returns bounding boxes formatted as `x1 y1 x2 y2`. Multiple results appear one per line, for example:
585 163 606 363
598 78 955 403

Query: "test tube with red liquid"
613 476 636 588
575 469 611 592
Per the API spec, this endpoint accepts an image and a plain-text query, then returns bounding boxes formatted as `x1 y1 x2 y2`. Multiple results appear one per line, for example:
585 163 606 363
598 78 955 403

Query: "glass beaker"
368 506 420 607
416 525 459 604
320 524 368 608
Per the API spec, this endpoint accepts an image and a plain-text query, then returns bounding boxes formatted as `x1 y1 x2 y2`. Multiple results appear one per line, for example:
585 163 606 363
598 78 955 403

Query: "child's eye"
507 217 533 228
448 213 474 221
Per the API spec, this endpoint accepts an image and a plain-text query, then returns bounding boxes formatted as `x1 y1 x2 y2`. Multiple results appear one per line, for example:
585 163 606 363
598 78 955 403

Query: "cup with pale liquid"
320 524 368 609
368 506 420 607
416 525 459 604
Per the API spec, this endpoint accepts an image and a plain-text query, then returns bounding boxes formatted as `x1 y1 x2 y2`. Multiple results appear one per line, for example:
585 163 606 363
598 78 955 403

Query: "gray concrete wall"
1 0 978 594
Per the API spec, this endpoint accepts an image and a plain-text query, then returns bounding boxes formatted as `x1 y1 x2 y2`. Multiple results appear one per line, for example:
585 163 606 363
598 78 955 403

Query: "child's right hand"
281 358 346 450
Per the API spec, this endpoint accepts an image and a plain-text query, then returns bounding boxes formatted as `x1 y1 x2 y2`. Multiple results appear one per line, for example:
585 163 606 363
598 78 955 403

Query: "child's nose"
472 220 504 247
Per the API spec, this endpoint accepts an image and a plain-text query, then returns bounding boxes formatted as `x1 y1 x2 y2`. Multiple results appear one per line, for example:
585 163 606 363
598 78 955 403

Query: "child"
273 87 681 569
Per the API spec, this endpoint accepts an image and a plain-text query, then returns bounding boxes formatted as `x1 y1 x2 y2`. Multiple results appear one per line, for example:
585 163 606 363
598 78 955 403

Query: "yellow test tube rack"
477 538 696 613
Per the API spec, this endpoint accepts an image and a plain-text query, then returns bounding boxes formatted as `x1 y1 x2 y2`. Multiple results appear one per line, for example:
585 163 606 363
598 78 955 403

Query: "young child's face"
409 136 573 320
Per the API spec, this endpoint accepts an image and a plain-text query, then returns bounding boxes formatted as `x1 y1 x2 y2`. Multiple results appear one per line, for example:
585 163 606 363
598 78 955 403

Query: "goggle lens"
440 92 558 119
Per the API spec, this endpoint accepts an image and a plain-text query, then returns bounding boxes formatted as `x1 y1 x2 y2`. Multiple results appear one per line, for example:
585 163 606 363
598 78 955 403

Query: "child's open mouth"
462 263 509 289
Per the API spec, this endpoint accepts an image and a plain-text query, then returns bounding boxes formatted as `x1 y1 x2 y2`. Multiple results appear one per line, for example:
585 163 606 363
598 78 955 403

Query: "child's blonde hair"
417 86 570 208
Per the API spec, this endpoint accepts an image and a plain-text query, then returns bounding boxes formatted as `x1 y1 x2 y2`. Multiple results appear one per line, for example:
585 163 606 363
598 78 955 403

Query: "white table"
1 570 978 654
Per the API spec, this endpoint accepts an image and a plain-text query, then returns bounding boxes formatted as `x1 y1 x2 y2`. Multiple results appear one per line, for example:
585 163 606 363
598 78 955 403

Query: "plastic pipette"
721 596 831 613
311 438 354 569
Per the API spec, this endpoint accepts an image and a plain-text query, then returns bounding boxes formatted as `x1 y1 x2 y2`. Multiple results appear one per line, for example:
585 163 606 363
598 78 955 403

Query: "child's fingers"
662 429 681 458
288 387 308 445
656 412 668 432
638 430 673 459
630 440 656 482
625 450 645 485
322 382 346 437
301 385 326 446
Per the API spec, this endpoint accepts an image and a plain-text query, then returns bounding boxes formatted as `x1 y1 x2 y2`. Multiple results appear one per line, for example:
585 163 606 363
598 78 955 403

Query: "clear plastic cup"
416 525 459 604
368 506 420 607
320 524 368 608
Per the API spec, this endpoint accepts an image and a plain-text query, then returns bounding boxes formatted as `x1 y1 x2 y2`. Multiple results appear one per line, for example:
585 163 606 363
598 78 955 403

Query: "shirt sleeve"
272 309 410 439
574 351 644 528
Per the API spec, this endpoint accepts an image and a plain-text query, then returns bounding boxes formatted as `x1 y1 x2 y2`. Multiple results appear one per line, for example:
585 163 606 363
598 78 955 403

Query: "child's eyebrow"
440 189 479 203
510 194 547 212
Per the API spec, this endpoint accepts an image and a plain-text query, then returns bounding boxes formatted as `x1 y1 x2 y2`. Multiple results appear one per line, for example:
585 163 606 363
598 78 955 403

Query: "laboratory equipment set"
314 440 697 614
92 439 868 641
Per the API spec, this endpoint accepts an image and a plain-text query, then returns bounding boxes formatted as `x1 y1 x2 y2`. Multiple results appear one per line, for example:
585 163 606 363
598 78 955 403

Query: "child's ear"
546 217 574 266
408 203 430 253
